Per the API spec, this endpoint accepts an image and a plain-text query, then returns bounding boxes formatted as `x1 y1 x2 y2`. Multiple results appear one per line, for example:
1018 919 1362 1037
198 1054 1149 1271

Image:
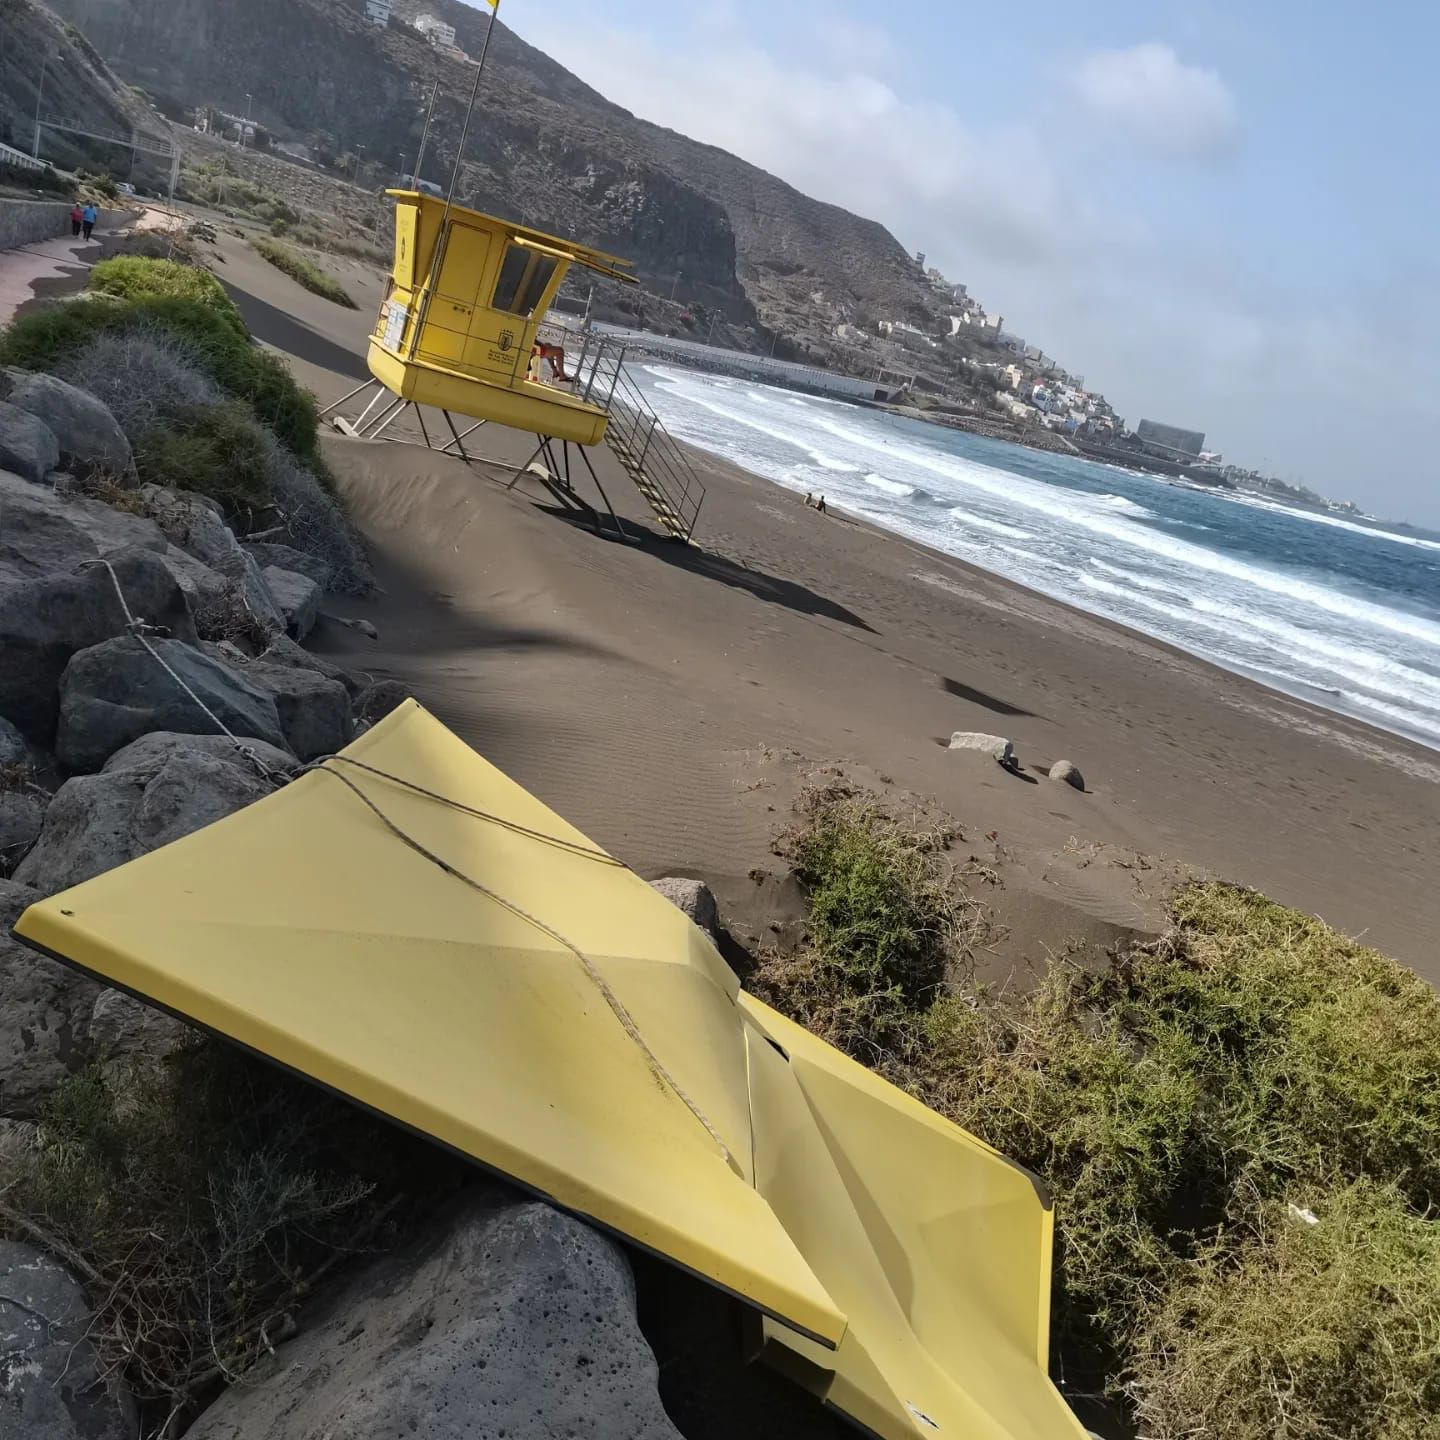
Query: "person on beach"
816 495 828 515
69 203 83 238
81 203 98 241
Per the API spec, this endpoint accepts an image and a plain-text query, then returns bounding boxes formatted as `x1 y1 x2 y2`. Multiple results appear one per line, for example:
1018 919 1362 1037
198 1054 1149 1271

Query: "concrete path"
0 231 104 329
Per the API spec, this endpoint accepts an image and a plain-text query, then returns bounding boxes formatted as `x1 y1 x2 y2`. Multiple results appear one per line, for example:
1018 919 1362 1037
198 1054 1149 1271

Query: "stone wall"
0 199 72 251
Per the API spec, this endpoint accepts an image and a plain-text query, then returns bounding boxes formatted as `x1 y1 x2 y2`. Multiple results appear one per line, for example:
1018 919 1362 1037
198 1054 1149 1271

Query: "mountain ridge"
31 0 938 344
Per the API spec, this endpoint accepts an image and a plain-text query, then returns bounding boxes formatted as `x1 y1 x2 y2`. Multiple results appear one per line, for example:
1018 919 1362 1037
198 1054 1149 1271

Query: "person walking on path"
69 203 83 238
81 203 98 241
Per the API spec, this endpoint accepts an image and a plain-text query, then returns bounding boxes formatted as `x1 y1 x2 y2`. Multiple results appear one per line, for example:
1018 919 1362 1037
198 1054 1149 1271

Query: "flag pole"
440 0 500 219
409 0 501 359
412 80 440 184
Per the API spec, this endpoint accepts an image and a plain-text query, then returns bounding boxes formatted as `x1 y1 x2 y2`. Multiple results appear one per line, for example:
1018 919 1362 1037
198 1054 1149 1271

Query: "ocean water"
631 365 1440 751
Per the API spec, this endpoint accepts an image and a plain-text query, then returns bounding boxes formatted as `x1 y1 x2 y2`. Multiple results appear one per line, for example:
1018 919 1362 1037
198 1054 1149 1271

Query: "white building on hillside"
414 13 458 46
364 0 392 24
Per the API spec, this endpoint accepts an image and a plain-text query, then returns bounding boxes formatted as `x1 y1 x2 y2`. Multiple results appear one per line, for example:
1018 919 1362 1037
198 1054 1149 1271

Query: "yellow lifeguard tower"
328 191 707 544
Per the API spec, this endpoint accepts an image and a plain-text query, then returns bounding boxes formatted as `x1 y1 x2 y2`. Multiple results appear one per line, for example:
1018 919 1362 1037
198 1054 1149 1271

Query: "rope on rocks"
84 559 736 1169
83 559 291 785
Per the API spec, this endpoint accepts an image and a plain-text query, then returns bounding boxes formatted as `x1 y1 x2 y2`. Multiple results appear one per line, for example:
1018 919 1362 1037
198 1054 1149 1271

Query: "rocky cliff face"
36 0 936 335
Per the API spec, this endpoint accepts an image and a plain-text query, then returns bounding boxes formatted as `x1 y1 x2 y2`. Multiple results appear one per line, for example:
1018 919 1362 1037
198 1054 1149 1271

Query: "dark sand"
192 232 1440 974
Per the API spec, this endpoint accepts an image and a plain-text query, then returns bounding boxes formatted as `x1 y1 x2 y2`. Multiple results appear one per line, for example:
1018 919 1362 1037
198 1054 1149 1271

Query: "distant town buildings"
414 13 458 47
364 0 392 24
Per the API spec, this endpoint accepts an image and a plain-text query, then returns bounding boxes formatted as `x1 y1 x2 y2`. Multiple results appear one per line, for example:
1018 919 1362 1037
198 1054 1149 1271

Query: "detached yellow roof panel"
13 703 1089 1440
13 703 843 1348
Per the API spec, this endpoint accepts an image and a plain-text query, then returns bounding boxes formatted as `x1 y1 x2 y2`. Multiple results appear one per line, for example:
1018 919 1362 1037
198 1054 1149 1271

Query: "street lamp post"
354 144 367 183
669 270 682 302
241 93 253 148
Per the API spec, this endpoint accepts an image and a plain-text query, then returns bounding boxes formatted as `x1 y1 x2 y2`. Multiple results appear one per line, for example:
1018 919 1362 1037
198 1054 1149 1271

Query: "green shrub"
1131 1181 1440 1440
88 256 243 333
134 400 276 513
754 795 1440 1436
250 236 357 309
0 289 324 468
752 788 970 1057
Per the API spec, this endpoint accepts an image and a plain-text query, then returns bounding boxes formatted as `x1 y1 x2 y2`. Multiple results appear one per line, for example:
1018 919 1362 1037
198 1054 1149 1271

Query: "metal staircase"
554 329 707 543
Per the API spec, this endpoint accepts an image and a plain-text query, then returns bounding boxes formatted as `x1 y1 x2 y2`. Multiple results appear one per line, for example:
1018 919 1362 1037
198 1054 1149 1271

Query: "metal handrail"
574 335 707 541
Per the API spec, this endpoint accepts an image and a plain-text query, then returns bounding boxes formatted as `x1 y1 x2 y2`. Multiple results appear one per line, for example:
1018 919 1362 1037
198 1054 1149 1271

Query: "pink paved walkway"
0 231 105 329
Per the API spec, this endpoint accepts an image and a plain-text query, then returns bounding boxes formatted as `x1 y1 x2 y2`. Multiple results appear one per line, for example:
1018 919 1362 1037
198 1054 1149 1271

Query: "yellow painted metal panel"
742 997 1089 1439
12 704 1088 1439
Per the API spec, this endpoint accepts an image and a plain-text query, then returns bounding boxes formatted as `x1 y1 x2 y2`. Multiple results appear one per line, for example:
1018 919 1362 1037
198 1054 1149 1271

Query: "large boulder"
0 1241 137 1438
355 679 410 727
52 485 168 555
3 367 133 480
0 788 45 865
158 542 231 608
0 547 197 743
184 1190 683 1440
0 469 168 585
0 478 99 585
243 661 352 762
948 731 1016 766
244 540 334 591
261 565 321 641
650 877 720 938
14 731 278 897
140 485 236 569
0 716 31 770
55 636 289 772
0 880 100 1118
141 486 285 636
0 399 60 483
255 633 363 698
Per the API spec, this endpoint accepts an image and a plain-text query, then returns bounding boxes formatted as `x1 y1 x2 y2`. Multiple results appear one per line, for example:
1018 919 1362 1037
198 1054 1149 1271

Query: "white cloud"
1071 43 1238 158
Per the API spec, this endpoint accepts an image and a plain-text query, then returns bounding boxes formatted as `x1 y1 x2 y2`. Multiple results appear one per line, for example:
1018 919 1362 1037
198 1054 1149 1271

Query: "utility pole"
33 51 56 158
398 152 407 182
241 93 253 148
669 270 682 302
706 312 718 346
354 144 366 183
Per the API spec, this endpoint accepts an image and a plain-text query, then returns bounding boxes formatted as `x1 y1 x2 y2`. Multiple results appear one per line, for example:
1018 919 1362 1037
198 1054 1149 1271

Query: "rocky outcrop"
0 547 197 743
184 1189 683 1440
255 634 363 698
0 1241 137 1438
243 661 352 761
948 731 1016 766
55 635 290 772
14 732 280 896
0 880 99 1118
2 368 134 481
1049 760 1085 790
262 565 321 641
0 479 99 585
244 540 334 590
0 717 32 771
0 400 60 484
0 789 46 865
650 877 720 938
354 679 409 727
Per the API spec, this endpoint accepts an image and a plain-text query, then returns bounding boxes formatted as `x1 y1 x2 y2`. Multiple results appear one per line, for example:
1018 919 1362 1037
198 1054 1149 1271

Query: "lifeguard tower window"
493 244 558 317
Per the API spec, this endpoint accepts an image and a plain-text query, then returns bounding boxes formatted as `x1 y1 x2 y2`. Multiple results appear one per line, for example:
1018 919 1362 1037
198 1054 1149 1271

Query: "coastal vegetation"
753 788 1440 1440
0 254 366 588
3 1043 441 1423
249 235 357 309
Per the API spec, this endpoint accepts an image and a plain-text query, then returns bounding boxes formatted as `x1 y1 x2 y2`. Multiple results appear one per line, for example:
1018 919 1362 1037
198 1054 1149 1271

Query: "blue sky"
477 0 1440 523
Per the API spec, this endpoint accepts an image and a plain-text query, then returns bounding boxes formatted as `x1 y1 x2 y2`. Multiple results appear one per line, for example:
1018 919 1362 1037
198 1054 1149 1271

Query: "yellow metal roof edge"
738 994 1054 1211
11 921 846 1351
385 189 636 273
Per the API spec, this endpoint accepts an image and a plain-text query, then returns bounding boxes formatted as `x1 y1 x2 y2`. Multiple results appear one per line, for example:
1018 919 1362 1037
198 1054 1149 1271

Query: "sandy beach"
44 226 1440 973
